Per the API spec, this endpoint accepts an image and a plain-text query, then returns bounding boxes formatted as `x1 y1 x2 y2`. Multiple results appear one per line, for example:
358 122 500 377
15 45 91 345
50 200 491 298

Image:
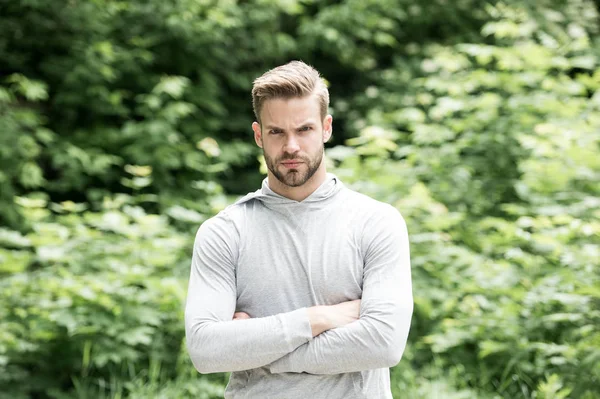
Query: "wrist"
307 306 330 337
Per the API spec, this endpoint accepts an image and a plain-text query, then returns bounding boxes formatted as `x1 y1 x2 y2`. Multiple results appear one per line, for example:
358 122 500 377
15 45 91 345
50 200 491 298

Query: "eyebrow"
264 121 317 130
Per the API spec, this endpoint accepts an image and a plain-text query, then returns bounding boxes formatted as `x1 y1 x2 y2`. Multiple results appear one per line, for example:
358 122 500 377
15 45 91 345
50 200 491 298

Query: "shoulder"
342 186 405 222
194 203 244 245
339 187 408 251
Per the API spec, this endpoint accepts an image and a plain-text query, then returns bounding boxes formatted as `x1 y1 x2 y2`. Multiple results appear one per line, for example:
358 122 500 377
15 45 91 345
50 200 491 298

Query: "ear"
252 121 263 148
323 115 333 143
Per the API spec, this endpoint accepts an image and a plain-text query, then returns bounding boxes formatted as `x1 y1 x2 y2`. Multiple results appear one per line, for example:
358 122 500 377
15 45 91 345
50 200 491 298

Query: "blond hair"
251 61 329 123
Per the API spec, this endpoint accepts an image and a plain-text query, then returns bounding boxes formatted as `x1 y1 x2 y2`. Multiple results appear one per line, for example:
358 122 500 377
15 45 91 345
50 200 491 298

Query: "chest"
235 208 364 316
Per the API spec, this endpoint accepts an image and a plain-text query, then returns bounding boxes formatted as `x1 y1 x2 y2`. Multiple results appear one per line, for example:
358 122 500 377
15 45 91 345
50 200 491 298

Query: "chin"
280 172 308 187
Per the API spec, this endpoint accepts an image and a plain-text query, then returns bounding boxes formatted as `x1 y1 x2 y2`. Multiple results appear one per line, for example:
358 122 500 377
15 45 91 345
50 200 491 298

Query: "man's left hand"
233 312 251 320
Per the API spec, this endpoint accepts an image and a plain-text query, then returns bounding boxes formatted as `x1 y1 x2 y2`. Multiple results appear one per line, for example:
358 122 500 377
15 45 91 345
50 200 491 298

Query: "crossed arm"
185 207 413 374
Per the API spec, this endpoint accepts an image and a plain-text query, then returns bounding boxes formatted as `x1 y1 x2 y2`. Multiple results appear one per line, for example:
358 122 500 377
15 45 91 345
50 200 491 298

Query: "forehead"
260 94 321 127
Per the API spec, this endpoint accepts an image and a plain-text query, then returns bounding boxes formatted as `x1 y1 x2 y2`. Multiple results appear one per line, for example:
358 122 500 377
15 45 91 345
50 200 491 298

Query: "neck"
267 164 328 202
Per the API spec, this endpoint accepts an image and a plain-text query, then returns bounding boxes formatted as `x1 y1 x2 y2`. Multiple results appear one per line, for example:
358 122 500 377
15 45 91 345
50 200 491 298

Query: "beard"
263 146 324 188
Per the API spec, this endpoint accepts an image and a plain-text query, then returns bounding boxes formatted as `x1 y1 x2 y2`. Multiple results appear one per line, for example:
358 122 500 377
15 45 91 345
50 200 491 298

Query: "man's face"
252 94 332 188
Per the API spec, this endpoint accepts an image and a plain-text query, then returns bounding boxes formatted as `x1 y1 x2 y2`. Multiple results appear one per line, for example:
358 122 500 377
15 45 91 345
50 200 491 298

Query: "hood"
233 173 344 211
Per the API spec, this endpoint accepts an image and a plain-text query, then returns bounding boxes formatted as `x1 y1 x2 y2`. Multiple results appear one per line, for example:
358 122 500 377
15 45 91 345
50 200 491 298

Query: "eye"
299 126 312 132
269 129 283 135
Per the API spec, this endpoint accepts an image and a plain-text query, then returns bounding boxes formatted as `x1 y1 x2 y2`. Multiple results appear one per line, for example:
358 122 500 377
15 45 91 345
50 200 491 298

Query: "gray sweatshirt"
185 174 413 398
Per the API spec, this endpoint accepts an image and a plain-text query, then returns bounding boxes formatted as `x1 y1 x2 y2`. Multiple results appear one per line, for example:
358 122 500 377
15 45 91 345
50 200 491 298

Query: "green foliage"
0 193 196 398
1 0 599 397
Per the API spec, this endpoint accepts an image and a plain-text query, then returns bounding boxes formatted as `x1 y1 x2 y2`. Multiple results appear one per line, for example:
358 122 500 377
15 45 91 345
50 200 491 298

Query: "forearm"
186 307 312 373
269 299 413 374
193 299 361 374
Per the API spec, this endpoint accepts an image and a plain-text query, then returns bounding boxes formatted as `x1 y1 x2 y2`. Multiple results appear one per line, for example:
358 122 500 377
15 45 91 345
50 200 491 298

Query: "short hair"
251 60 329 123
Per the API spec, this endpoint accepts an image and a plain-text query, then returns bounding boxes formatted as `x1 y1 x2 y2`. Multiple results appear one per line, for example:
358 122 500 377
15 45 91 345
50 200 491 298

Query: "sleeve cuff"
280 307 313 352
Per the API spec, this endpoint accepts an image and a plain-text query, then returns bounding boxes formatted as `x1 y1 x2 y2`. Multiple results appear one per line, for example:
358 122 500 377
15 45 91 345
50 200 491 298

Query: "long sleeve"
185 213 313 374
269 205 413 374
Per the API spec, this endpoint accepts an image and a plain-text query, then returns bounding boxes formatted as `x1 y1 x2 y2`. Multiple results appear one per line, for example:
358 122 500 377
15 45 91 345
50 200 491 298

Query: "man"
185 61 413 398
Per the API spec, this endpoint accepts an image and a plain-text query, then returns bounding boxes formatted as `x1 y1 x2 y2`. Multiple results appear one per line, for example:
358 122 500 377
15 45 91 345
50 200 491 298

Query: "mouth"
280 160 304 169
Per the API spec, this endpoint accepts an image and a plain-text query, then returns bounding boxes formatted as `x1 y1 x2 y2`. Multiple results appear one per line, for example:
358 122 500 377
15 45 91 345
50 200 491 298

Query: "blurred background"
1 0 599 398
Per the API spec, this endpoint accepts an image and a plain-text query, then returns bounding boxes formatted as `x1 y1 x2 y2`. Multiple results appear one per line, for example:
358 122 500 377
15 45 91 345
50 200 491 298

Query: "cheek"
308 134 324 149
262 142 280 157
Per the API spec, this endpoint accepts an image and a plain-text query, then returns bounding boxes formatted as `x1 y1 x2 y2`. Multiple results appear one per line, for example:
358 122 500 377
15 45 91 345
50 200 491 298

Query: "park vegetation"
1 0 598 398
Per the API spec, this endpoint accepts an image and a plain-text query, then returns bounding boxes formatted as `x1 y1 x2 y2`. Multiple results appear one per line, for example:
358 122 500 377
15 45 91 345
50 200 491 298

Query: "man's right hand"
307 299 361 337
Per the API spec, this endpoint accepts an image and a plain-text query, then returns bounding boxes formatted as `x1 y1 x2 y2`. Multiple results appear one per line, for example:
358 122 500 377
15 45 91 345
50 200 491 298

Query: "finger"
233 312 251 320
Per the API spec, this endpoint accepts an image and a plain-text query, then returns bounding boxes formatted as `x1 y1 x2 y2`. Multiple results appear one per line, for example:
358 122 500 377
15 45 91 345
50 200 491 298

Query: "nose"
283 135 300 154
